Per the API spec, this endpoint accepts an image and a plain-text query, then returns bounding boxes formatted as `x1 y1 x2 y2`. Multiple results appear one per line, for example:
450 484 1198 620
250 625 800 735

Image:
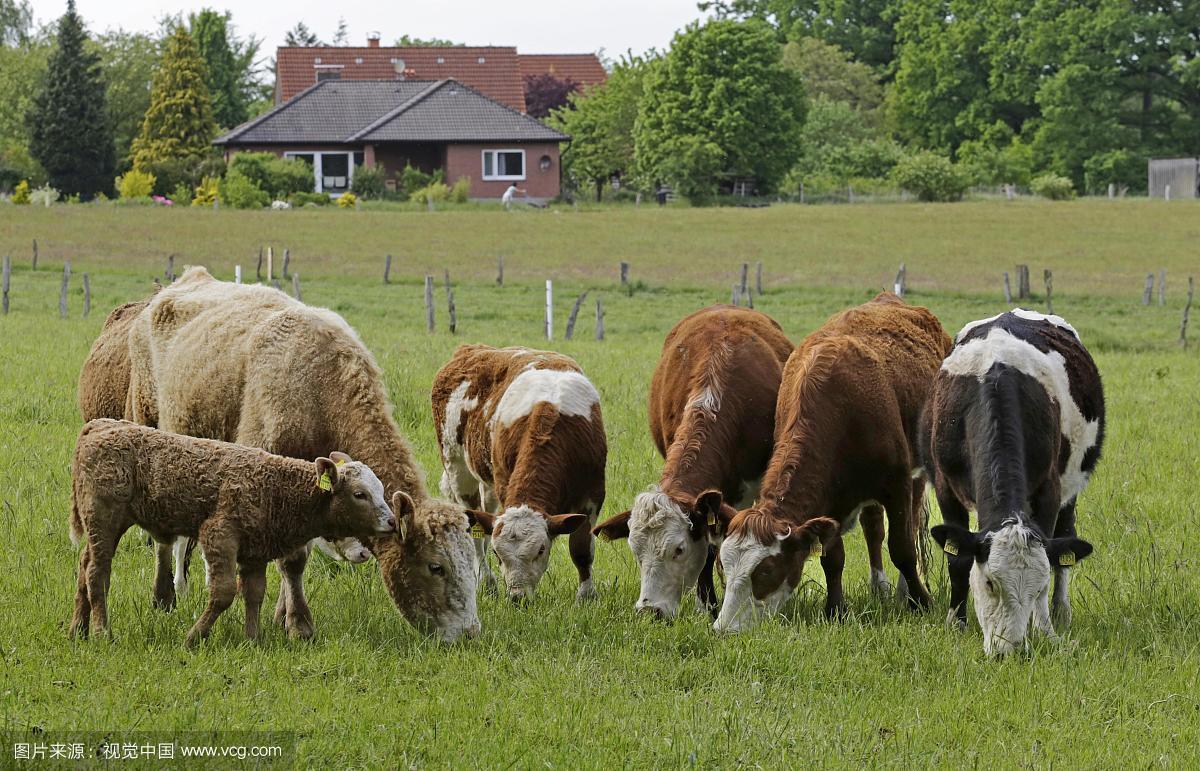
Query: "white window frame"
482 149 526 181
284 151 356 196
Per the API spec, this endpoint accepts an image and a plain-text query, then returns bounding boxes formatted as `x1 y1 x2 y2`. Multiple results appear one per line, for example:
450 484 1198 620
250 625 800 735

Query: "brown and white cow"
593 306 792 619
713 292 953 632
432 345 607 602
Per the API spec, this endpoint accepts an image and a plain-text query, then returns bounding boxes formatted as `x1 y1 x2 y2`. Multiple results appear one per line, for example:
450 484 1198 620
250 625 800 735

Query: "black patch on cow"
1057 435 1072 477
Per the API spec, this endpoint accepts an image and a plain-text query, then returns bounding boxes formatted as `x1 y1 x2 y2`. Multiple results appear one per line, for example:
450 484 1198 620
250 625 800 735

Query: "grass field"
1 200 1199 767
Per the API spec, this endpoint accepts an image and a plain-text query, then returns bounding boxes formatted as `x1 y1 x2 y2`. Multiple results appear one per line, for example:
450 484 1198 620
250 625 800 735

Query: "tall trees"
635 19 807 200
284 22 321 47
0 5 46 188
27 0 114 198
0 0 32 46
95 30 158 172
131 26 216 172
523 74 579 119
189 9 255 129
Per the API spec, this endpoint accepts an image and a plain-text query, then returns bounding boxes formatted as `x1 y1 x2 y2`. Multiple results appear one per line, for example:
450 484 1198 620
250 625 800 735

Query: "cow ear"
391 491 415 518
547 513 588 536
465 509 496 537
593 510 631 540
314 457 339 490
329 451 353 465
694 489 724 518
1045 537 1093 567
780 517 838 557
930 523 980 560
690 502 738 538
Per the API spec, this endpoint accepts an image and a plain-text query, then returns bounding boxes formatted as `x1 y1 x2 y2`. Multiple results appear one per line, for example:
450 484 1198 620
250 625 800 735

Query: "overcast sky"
28 0 709 59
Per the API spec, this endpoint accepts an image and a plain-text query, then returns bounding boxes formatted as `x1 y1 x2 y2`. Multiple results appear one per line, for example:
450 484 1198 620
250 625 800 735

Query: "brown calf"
713 293 952 632
432 345 607 601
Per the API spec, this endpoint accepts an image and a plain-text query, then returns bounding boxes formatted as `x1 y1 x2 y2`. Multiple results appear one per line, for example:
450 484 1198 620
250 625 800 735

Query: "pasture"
1 200 1198 766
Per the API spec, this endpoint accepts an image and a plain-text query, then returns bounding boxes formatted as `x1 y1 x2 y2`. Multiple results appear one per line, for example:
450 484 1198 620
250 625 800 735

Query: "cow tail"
69 477 84 548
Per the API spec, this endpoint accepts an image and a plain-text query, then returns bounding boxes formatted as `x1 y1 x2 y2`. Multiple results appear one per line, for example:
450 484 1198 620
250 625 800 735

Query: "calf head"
714 510 838 633
315 456 397 537
469 505 586 600
374 494 481 642
932 521 1093 657
594 486 734 620
313 537 374 564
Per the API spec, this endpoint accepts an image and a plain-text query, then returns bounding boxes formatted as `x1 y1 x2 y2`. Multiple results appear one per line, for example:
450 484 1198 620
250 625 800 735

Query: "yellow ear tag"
707 511 717 527
943 540 959 556
470 523 485 540
317 472 332 492
810 542 823 558
1058 551 1076 567
334 459 347 467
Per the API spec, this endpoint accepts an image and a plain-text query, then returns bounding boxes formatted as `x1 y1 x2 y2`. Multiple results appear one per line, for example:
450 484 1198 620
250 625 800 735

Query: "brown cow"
432 345 607 602
713 293 952 632
593 306 792 619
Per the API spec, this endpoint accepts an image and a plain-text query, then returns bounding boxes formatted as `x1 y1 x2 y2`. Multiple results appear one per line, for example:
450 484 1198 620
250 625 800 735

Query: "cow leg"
86 525 127 637
476 483 500 593
569 511 598 602
240 561 268 641
886 479 931 611
696 545 718 618
861 504 890 596
820 535 847 619
933 479 971 629
275 545 315 640
152 541 176 610
71 546 92 638
1051 501 1078 630
171 536 192 598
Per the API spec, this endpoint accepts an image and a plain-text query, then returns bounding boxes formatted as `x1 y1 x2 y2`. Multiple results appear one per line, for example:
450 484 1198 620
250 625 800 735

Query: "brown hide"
77 297 152 422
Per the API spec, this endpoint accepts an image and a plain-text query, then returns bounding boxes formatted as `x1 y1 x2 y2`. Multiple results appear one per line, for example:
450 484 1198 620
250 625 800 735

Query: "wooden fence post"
731 285 740 306
745 287 754 309
283 248 290 279
1044 269 1053 314
59 261 70 319
619 261 629 287
267 247 274 281
271 279 282 291
893 263 907 298
1181 277 1194 348
383 254 392 284
292 273 302 302
234 265 242 284
165 254 175 283
1159 270 1166 306
565 291 589 340
256 247 263 281
1143 273 1154 305
31 239 37 271
2 255 9 314
1017 265 1030 300
545 280 553 341
82 273 91 318
448 288 457 334
497 255 504 287
595 297 605 341
740 263 749 298
756 261 763 296
1003 272 1012 305
424 275 434 332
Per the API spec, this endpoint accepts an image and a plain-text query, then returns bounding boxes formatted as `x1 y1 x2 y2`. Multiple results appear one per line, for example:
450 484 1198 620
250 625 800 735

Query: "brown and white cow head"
714 509 839 633
469 505 586 600
594 486 733 619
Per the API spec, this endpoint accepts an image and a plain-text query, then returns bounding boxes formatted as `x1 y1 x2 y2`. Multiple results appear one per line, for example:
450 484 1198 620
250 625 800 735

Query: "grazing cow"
714 293 952 633
593 306 793 619
433 345 607 602
923 309 1104 656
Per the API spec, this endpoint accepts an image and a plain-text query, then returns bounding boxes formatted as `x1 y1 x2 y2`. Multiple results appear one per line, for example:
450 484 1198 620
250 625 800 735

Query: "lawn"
0 200 1198 767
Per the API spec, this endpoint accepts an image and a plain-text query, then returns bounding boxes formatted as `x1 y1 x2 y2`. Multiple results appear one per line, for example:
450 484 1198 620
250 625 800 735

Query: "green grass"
1 200 1198 766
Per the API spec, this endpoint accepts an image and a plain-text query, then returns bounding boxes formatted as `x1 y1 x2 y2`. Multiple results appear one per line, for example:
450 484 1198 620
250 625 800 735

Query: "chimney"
367 31 381 48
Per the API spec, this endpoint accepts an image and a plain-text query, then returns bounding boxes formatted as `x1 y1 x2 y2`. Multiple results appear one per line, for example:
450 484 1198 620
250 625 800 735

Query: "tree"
551 54 653 200
0 29 48 188
189 9 248 129
284 22 321 47
95 30 158 172
394 34 462 47
1 0 32 46
781 36 882 111
635 19 807 201
131 26 217 172
523 73 579 119
331 16 348 46
27 0 114 198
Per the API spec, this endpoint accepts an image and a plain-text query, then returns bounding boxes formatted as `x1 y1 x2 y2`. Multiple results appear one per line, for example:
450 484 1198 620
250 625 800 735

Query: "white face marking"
970 523 1054 656
490 505 553 597
954 310 1080 344
314 537 373 563
341 463 396 532
627 490 708 619
435 528 483 641
941 327 1100 506
493 368 599 427
713 532 786 633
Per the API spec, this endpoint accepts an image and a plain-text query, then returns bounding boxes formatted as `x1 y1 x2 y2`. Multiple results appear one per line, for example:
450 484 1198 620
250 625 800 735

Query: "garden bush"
170 181 193 205
336 191 358 208
288 191 331 207
411 181 450 204
115 169 156 199
450 176 471 203
11 179 30 204
192 177 219 207
29 183 60 206
351 164 387 199
890 151 970 202
1030 173 1075 200
228 152 313 199
399 164 441 200
218 169 269 209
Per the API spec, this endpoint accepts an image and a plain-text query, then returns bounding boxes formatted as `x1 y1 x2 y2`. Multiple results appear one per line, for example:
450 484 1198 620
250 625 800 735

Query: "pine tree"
189 9 245 129
131 26 217 170
26 0 114 198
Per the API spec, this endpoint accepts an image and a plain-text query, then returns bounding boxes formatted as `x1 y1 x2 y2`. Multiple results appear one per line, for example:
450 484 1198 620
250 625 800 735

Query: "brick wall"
444 143 561 200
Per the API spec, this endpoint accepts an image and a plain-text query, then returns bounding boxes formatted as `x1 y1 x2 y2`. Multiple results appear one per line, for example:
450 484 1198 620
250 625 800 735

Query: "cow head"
594 486 734 620
932 520 1093 657
468 505 586 601
714 510 838 633
315 457 398 537
374 494 482 642
313 536 374 564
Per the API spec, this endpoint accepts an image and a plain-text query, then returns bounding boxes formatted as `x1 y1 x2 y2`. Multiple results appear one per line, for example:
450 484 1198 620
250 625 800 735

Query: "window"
482 149 525 181
316 70 341 82
284 151 357 196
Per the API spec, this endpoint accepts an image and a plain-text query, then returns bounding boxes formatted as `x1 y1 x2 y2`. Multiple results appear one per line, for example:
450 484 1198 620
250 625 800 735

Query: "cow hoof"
152 588 176 612
824 602 848 620
286 613 315 640
869 568 892 598
575 580 597 603
944 608 966 632
1052 605 1072 631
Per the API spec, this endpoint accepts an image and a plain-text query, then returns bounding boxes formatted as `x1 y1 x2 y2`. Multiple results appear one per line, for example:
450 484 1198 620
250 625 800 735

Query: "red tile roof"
518 54 608 87
275 46 526 111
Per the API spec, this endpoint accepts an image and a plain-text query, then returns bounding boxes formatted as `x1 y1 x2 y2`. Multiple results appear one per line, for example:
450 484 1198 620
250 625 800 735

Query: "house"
274 36 607 112
214 79 569 201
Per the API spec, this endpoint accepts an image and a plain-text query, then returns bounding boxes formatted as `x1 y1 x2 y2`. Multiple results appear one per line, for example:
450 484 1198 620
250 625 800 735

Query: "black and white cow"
922 309 1105 656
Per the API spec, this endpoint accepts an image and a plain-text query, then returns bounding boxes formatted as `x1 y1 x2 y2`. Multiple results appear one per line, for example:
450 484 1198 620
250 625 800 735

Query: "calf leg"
240 562 268 641
185 530 238 648
275 545 315 640
820 535 847 619
695 545 718 618
476 483 500 593
861 505 889 596
152 541 176 610
933 478 972 629
171 536 193 599
886 479 931 610
569 511 598 602
70 547 92 638
86 524 126 636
